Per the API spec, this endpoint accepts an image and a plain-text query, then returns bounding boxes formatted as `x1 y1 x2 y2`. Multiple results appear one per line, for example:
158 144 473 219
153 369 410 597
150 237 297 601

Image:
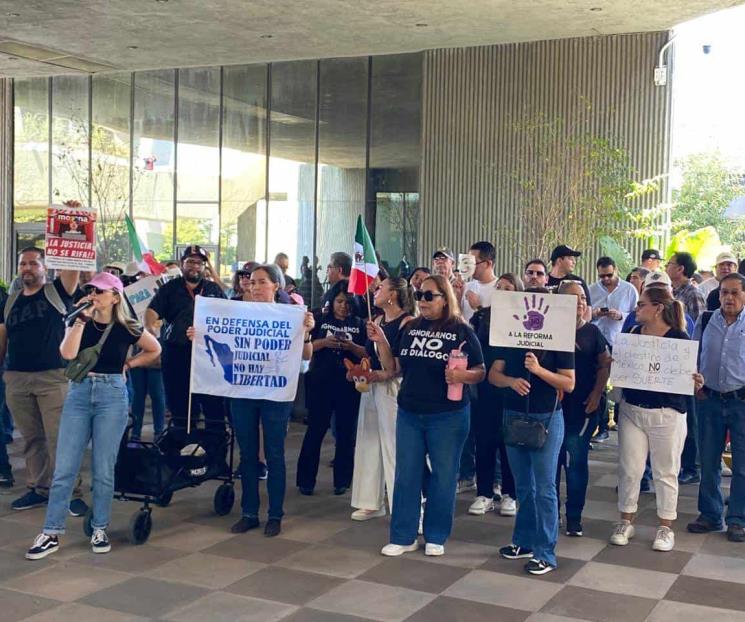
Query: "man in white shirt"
589 256 638 347
462 241 498 322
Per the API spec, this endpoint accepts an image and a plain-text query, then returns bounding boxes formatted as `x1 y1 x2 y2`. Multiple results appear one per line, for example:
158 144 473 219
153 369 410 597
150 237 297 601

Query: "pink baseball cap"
86 272 124 293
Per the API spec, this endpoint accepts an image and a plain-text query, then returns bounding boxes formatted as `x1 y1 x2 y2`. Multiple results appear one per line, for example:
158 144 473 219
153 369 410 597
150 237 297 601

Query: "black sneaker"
678 472 701 485
231 516 260 533
500 544 534 560
12 490 48 511
525 558 555 575
0 471 13 488
566 519 583 537
264 518 282 537
69 498 89 517
592 431 609 443
91 528 111 554
687 515 723 534
333 486 348 496
298 487 314 496
727 525 745 543
25 533 59 560
258 462 268 480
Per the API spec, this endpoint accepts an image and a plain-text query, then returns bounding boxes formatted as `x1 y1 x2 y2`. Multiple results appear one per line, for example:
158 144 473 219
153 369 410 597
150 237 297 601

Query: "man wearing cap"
547 245 592 304
0 247 88 514
146 245 227 431
688 273 745 542
432 247 466 302
666 252 706 321
641 249 662 272
704 252 739 311
102 262 127 278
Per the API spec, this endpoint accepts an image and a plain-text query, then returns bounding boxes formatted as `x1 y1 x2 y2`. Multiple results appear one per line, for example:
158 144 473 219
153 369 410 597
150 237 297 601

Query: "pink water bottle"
447 348 468 401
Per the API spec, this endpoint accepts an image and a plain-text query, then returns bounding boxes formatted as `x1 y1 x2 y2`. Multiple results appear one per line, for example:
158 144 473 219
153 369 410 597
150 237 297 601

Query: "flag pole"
186 301 198 435
365 277 373 320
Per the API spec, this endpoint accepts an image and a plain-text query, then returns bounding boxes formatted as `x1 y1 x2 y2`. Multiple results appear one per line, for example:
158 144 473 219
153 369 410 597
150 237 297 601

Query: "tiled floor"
0 421 741 622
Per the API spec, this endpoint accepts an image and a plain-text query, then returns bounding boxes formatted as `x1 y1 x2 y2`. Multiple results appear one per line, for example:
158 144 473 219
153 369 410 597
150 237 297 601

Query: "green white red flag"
125 215 165 275
348 215 379 295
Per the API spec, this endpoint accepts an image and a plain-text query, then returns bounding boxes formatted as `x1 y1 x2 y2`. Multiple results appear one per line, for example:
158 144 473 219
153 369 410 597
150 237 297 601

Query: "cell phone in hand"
600 307 609 314
334 330 349 341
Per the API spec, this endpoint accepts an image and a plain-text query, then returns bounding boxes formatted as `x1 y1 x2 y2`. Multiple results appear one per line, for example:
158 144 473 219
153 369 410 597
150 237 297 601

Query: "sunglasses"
237 270 251 278
414 290 445 302
525 270 545 277
86 287 112 295
598 273 615 279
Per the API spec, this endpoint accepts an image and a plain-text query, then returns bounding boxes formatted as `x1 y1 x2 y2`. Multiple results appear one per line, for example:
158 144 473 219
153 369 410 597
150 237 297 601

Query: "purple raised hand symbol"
513 294 551 331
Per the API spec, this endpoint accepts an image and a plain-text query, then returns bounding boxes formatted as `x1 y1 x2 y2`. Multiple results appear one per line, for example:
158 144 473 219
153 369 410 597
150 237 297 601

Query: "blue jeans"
130 367 166 439
506 408 565 568
557 414 597 521
231 398 292 520
43 375 129 534
390 406 470 546
697 396 745 527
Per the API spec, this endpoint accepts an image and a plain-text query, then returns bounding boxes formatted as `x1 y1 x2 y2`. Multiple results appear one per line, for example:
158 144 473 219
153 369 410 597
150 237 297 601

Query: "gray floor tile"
68 543 187 573
647 600 745 622
226 566 343 605
444 569 562 611
406 595 531 622
201 532 307 563
591 540 692 573
682 552 745 584
284 608 376 622
540 586 658 622
0 587 60 622
80 577 209 618
416 539 501 568
324 520 393 553
357 557 469 593
0 548 48 582
664 575 745 612
143 552 266 589
163 591 298 622
277 517 351 543
700 531 745 558
568 561 677 599
307 579 435 622
18 602 149 622
555 535 607 561
275 544 382 578
3 560 130 601
147 523 236 552
449 517 514 545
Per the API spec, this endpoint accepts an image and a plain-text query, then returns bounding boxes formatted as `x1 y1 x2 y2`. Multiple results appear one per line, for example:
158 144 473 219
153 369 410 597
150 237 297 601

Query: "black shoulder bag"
503 352 561 450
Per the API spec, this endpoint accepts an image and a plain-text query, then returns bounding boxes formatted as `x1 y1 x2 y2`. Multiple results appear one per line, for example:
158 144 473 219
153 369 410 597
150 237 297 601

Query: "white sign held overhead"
488 290 577 353
610 332 699 396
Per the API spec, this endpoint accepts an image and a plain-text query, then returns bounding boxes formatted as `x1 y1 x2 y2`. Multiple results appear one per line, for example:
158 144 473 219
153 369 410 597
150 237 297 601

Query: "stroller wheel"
128 509 152 545
83 509 94 538
155 490 173 507
214 483 235 516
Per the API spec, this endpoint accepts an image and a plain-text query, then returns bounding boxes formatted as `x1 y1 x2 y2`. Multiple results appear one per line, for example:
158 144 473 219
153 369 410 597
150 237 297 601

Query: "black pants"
473 384 515 499
162 344 226 432
297 378 360 490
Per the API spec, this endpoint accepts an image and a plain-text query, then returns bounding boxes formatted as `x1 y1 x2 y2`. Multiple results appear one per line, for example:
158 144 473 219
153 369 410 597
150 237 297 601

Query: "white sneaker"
499 495 517 516
381 541 418 557
468 496 496 515
652 526 675 552
610 520 635 546
351 508 386 521
425 543 444 556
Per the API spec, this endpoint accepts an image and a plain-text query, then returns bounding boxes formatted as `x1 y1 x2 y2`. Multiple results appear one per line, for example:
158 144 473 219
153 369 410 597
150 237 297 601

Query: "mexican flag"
125 215 165 275
348 215 379 295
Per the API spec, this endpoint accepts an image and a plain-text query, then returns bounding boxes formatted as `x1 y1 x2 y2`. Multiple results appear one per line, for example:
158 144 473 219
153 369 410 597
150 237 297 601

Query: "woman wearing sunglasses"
488 287 575 576
369 274 485 557
611 286 704 552
26 272 161 560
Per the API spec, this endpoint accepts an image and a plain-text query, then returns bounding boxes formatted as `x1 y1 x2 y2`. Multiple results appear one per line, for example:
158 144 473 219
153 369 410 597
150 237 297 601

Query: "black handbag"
503 383 560 450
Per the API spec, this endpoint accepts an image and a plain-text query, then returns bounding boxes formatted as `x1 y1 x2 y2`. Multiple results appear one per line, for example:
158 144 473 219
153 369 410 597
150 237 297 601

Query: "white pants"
617 400 687 521
351 381 398 512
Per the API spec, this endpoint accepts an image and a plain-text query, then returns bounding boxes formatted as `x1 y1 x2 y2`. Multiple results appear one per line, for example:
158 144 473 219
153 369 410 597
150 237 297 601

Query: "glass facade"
11 53 422 286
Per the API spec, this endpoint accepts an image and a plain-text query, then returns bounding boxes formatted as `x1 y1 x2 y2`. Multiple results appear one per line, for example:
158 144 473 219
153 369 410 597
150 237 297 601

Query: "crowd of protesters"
0 239 742 577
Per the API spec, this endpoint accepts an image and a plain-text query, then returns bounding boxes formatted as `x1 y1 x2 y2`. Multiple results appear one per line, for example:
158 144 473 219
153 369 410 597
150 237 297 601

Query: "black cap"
432 247 455 261
550 245 581 263
181 245 210 262
641 249 661 261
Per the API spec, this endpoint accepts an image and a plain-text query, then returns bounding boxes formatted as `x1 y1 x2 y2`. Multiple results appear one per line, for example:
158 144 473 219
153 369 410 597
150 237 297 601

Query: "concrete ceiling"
0 0 741 78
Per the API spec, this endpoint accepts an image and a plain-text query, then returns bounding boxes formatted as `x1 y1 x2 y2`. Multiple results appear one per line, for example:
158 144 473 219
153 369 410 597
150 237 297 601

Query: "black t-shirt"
309 315 367 378
547 274 592 305
365 314 412 370
622 327 689 414
707 287 721 311
490 345 575 414
394 318 484 414
79 321 142 373
563 323 608 418
1 279 73 372
148 277 226 347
